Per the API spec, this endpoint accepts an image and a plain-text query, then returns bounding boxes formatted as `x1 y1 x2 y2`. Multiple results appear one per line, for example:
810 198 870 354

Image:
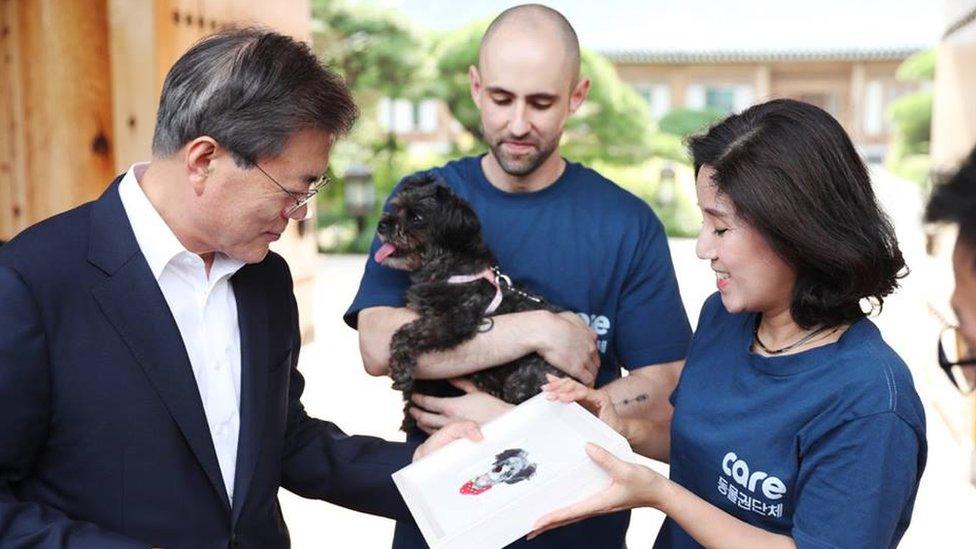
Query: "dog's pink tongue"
374 242 397 263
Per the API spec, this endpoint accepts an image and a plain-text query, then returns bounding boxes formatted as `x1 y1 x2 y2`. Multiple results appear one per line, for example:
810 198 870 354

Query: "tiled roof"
604 47 922 64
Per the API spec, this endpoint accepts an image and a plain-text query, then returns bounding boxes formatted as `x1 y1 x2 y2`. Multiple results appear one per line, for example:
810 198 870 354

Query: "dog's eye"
408 212 423 224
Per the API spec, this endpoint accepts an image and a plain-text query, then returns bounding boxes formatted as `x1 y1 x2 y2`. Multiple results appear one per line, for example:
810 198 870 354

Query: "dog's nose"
378 215 393 234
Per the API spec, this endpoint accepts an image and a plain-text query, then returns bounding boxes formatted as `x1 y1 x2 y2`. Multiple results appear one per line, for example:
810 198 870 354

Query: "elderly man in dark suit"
0 28 476 549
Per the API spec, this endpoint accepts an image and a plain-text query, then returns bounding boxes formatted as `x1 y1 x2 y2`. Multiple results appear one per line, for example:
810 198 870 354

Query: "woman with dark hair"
530 99 926 548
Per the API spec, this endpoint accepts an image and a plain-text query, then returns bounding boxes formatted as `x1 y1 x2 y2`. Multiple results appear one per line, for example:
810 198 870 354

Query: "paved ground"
279 166 975 547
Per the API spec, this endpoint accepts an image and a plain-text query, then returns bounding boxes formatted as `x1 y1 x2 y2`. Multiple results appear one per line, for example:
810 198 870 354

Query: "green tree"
657 107 726 138
311 0 434 248
311 0 429 97
887 48 934 186
311 0 433 164
430 21 653 165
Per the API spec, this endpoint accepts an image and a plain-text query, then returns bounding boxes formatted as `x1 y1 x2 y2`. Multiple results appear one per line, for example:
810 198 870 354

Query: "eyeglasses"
937 326 976 394
254 163 330 218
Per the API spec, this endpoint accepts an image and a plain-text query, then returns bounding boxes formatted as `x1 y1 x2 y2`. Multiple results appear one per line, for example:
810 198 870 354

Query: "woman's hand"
409 378 514 434
542 373 626 437
526 442 669 539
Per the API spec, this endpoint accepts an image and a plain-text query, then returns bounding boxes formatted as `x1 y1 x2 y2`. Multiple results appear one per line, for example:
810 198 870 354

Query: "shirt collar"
118 162 246 282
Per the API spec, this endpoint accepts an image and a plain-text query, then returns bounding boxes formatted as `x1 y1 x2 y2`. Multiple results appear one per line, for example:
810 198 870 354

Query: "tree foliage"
896 49 936 82
657 107 726 138
889 90 933 154
311 0 430 98
887 48 934 187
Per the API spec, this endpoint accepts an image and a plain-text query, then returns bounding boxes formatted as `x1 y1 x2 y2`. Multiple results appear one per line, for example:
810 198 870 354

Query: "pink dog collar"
447 267 505 314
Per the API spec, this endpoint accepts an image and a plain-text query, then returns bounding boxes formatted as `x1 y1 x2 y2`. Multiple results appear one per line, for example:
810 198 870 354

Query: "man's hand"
409 378 514 434
533 311 600 386
412 420 483 461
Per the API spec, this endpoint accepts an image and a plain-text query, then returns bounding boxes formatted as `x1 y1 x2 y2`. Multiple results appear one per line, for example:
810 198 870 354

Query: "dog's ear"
505 463 536 484
495 449 522 461
433 183 454 202
400 170 446 192
436 193 483 250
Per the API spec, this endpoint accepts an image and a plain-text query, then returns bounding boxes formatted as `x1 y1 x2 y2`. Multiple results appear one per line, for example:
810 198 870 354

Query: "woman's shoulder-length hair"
688 98 905 329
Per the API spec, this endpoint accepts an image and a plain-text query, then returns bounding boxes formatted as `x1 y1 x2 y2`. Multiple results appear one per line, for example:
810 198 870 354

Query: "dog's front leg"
389 317 445 392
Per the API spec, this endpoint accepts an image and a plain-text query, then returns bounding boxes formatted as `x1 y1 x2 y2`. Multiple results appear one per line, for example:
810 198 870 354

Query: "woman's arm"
542 375 671 462
657 476 795 548
528 444 795 549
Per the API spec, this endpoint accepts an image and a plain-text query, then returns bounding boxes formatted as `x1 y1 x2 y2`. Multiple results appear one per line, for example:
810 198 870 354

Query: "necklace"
753 316 839 355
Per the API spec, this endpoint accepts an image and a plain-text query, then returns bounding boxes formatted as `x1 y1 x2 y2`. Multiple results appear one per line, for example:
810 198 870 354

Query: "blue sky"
355 0 943 52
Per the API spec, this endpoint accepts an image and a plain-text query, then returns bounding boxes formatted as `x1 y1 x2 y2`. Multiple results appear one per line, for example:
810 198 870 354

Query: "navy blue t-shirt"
658 293 926 548
345 155 693 548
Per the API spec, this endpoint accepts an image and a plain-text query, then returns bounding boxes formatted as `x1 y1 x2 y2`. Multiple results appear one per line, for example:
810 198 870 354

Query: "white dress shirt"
119 163 245 503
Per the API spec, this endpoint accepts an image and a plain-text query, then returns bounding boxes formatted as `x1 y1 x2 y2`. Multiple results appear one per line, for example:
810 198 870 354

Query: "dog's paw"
390 370 415 392
391 379 414 392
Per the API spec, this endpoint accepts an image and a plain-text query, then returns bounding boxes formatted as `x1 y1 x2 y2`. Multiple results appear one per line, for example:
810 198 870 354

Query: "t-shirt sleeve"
791 413 922 549
343 181 412 329
614 214 692 370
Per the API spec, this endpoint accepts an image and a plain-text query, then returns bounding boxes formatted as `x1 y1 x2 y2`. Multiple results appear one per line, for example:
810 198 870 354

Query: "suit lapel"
230 264 271 526
88 181 232 513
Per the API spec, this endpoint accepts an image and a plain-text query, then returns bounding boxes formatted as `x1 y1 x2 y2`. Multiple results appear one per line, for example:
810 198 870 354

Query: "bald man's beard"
485 131 561 177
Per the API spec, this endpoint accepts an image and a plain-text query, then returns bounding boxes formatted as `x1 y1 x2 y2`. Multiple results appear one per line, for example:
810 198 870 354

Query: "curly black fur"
375 172 570 431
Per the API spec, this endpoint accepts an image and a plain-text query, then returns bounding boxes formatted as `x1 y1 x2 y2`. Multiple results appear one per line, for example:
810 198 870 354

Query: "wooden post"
109 0 157 172
0 0 27 241
2 0 115 240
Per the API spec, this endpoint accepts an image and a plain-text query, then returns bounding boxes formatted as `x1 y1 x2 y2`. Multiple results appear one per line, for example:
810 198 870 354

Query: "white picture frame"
392 393 637 549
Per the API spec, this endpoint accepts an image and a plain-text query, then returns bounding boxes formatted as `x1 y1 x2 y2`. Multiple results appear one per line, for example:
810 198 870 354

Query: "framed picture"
393 394 637 549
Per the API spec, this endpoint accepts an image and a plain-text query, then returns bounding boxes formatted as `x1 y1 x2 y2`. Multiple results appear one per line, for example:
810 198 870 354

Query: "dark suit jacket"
0 179 415 548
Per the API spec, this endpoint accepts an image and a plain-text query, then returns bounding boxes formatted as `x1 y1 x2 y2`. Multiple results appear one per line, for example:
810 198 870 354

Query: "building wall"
613 58 915 159
375 56 917 163
931 2 976 172
377 97 459 155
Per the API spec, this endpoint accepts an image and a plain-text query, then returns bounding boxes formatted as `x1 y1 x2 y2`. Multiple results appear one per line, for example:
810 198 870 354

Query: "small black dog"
373 172 569 431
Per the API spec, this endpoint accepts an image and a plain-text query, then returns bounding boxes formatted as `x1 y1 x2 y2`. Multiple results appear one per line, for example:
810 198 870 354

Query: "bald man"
345 5 692 548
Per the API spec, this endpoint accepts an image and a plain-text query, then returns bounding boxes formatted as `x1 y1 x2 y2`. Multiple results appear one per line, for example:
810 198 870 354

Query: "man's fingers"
411 393 445 413
448 377 479 393
443 420 483 442
414 421 482 460
409 405 451 431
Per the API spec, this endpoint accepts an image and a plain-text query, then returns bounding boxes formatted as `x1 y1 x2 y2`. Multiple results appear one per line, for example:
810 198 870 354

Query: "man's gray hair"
151 27 357 166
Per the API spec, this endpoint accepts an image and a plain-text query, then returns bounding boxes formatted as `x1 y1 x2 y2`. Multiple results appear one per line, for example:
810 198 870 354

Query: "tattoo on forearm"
478 317 495 333
615 393 648 407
